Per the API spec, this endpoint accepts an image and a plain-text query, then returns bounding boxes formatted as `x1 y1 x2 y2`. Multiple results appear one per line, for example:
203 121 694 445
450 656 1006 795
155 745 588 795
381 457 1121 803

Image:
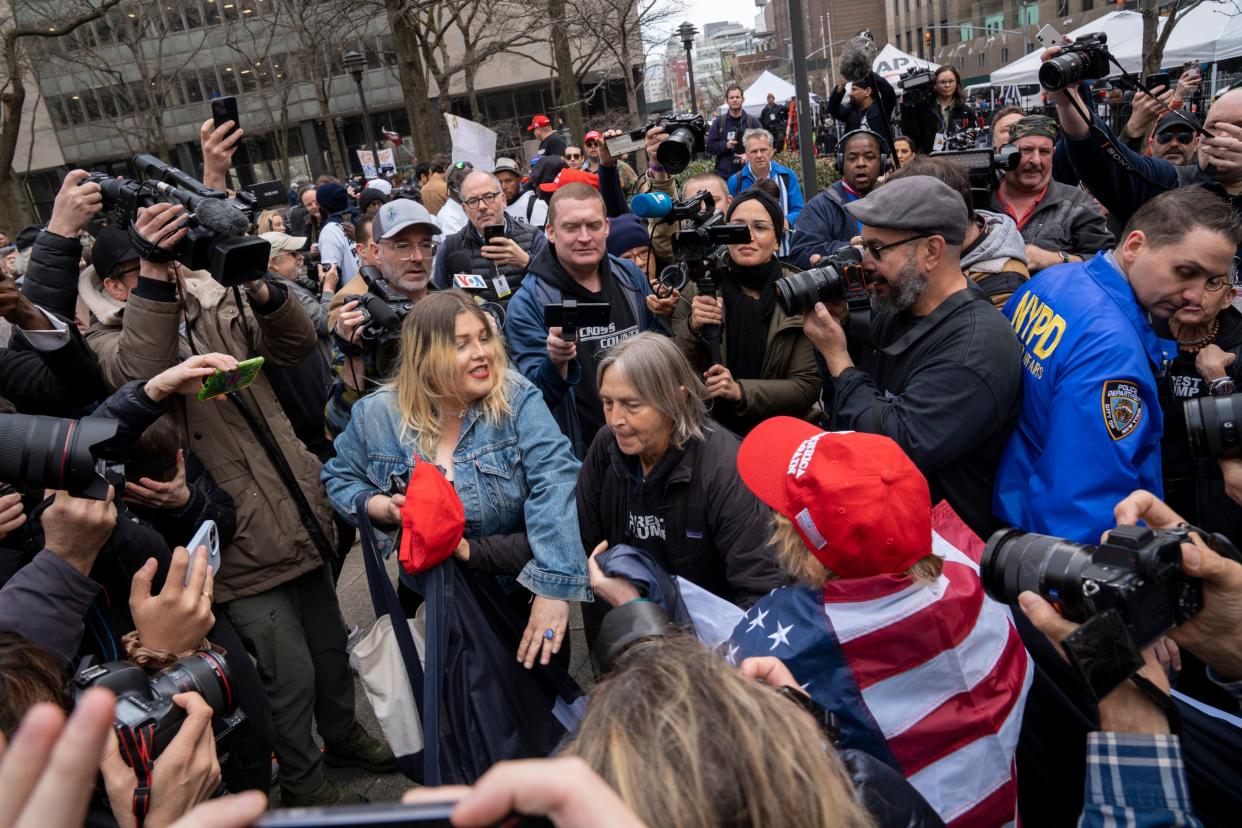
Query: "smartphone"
210 95 252 169
483 224 505 242
198 356 265 401
253 801 456 827
184 520 221 587
604 129 646 158
1145 72 1171 90
1035 24 1063 50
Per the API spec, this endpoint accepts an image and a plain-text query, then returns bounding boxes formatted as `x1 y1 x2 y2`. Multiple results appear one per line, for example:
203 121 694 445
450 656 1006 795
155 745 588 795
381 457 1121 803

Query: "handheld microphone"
446 251 490 289
630 192 673 219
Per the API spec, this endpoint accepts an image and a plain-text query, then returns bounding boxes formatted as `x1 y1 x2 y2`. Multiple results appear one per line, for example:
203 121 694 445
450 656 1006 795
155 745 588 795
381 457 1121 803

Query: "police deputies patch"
1102 380 1143 441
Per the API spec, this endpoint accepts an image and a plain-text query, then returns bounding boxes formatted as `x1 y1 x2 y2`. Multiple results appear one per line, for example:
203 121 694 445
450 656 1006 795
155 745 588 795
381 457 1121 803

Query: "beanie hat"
606 213 651 257
316 182 349 216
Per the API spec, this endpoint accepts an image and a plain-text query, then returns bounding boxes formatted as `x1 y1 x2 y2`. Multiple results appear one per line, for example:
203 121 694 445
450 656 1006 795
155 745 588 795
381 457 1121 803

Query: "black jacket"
0 327 107 416
431 213 545 302
576 423 786 608
827 74 898 154
832 283 1023 537
21 229 82 320
900 98 975 155
706 110 762 179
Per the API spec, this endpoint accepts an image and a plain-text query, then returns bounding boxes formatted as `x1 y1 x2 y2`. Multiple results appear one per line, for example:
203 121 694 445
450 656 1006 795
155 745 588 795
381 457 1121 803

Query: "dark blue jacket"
705 110 761 179
788 181 862 269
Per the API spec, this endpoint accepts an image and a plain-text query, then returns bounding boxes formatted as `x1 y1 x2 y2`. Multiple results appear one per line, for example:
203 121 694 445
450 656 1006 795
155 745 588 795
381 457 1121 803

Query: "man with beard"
326 199 441 434
800 175 1022 537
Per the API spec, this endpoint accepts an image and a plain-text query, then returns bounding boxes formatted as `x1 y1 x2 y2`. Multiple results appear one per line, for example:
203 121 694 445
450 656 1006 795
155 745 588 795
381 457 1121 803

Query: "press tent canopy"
988 11 1145 86
874 43 936 86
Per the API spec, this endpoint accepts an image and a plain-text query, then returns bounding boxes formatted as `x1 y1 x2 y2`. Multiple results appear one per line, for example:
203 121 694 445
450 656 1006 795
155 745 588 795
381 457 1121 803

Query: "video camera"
87 155 283 287
773 248 868 317
341 265 414 377
0 413 123 501
73 650 245 768
604 113 707 174
930 145 1021 210
1039 32 1111 91
898 67 937 105
982 523 1240 698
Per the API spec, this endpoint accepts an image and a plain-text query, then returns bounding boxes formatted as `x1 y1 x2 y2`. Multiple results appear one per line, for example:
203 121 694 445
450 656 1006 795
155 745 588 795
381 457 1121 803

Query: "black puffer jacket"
20 229 82 321
576 423 785 608
431 213 546 303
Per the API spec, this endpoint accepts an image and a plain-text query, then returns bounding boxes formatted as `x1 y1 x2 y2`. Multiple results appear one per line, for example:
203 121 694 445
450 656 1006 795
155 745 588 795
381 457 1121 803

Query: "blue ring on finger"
544 628 555 641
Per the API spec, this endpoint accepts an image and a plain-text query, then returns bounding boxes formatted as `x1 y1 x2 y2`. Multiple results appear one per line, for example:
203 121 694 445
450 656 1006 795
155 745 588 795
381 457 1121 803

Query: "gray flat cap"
844 175 969 245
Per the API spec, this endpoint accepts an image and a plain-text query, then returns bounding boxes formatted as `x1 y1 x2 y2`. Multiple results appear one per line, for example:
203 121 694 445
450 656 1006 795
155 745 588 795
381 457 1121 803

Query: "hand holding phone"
1036 24 1064 50
198 356 265 401
184 520 221 587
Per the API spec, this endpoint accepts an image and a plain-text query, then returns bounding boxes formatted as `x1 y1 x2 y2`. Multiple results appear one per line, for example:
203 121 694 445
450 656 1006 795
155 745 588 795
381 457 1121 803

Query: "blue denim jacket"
322 372 591 602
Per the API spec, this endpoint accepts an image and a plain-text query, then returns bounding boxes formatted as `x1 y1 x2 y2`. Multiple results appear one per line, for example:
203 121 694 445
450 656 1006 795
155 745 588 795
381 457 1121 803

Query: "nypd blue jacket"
993 252 1177 543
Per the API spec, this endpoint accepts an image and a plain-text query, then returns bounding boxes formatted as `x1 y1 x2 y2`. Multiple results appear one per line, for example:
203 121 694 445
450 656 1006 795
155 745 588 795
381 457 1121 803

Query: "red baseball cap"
527 114 551 132
584 130 603 142
538 167 600 193
398 463 465 576
737 418 931 578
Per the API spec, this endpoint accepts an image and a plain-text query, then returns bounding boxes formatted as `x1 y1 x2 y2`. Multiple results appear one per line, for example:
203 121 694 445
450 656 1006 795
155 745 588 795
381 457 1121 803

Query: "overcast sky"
675 0 766 39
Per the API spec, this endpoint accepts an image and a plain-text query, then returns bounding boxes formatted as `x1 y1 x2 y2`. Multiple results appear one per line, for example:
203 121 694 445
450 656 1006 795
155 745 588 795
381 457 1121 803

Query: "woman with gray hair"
576 333 785 632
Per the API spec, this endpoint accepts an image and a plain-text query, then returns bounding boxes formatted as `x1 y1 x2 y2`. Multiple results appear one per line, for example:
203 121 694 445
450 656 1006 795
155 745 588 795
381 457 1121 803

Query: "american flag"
382 127 402 145
727 503 1032 827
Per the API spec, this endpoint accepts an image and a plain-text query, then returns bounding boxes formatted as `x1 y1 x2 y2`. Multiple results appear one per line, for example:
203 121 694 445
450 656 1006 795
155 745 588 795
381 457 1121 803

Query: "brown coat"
85 274 337 602
671 273 821 433
420 176 449 215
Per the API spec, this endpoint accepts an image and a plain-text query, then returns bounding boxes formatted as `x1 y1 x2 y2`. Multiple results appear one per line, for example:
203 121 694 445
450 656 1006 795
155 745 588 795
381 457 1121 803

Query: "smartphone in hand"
184 520 221 586
198 356 265 401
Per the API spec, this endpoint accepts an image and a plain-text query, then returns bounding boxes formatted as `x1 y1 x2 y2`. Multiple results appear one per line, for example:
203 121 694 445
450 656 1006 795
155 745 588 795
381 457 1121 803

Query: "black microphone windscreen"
445 251 475 274
194 198 250 237
840 35 878 83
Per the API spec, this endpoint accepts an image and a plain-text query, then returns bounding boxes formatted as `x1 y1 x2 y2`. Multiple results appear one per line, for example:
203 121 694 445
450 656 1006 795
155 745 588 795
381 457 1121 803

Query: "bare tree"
383 0 440 161
0 0 125 229
1139 0 1207 77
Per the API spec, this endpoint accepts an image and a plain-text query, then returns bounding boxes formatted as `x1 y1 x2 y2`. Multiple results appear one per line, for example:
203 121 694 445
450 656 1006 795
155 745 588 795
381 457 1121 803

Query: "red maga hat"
527 114 551 131
538 167 600 193
398 462 465 576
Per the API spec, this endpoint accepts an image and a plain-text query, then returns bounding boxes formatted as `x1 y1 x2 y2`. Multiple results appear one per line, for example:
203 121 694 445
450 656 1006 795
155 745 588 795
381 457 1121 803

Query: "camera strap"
115 722 157 828
1129 673 1183 734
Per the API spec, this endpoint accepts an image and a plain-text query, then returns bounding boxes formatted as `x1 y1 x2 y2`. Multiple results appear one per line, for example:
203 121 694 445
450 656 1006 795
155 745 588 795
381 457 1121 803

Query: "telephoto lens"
980 529 1095 620
0 414 119 500
775 265 848 316
1184 394 1242 458
657 127 697 174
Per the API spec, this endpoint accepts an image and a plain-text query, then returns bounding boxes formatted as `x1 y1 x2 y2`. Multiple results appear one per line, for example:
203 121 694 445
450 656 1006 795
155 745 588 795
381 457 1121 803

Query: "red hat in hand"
737 418 931 578
399 462 465 576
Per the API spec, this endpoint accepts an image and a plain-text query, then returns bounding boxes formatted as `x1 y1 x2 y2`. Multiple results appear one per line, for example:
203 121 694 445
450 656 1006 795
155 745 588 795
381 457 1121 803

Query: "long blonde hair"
255 209 285 234
390 291 510 458
560 635 875 828
768 511 943 587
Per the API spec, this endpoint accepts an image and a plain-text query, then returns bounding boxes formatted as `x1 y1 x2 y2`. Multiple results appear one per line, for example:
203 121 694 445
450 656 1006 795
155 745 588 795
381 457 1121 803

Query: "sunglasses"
1155 129 1195 145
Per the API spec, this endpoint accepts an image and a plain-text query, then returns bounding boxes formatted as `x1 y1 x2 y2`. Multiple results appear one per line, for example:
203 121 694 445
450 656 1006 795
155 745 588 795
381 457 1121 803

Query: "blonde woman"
323 291 589 667
256 209 288 234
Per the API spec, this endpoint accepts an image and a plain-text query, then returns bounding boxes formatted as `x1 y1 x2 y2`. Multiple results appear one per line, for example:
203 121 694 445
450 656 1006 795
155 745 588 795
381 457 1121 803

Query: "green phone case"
197 356 266 401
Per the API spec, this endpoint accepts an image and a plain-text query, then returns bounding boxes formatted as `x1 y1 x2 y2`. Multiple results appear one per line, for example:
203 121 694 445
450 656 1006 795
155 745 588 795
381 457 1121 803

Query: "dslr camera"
774 248 868 317
604 113 707 174
341 265 415 376
1039 32 1111 91
898 67 936 105
73 650 244 766
1184 393 1242 458
0 413 123 501
982 523 1239 697
87 155 283 287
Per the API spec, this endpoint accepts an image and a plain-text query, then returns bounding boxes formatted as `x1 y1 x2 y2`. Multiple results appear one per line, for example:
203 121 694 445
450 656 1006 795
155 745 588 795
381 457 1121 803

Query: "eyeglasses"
584 140 600 147
861 233 929 259
1205 274 1234 292
564 153 582 161
463 191 502 210
935 79 956 87
381 239 438 259
740 221 775 235
1155 129 1195 145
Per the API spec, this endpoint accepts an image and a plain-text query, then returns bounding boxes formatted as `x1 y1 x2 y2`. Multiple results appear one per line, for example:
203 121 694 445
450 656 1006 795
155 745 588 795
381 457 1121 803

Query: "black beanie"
727 188 785 242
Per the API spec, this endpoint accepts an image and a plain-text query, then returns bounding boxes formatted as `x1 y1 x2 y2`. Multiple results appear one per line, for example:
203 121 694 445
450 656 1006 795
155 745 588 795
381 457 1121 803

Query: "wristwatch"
1058 251 1071 264
1210 376 1236 396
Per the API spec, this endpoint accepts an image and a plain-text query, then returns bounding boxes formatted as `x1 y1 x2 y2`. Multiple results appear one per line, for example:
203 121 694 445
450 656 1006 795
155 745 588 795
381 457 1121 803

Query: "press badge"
492 276 511 298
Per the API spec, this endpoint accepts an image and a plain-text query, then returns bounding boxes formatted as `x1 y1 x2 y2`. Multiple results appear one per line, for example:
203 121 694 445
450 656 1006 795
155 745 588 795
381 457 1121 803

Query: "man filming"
995 187 1242 544
801 175 1023 537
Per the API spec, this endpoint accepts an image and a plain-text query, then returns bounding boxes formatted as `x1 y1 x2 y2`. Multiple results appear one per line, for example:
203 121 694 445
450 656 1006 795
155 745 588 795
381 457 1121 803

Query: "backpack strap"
975 270 1028 299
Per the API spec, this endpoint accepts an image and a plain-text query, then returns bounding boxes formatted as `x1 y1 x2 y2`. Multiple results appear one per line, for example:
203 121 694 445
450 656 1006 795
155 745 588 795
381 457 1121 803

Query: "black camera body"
1039 32 1111 91
774 248 868 317
606 113 707 174
982 523 1237 697
543 300 611 340
87 155 281 287
341 265 414 377
72 651 243 763
390 184 422 203
899 67 936 105
1185 393 1242 458
930 145 1021 210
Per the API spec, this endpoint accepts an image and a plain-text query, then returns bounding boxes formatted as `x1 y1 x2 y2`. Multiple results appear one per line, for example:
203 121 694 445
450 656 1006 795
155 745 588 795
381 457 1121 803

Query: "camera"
899 67 936 105
87 155 282 287
982 523 1238 696
0 413 122 500
341 265 414 377
604 113 707 174
73 650 244 764
1184 393 1242 458
774 248 868 317
931 145 1021 210
1039 32 1111 91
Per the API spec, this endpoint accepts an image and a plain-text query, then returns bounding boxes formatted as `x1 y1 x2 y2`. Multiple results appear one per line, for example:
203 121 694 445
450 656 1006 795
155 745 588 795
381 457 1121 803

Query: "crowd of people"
3 37 1242 828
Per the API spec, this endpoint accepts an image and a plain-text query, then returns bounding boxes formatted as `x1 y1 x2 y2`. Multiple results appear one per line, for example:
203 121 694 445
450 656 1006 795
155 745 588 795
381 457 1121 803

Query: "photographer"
84 205 393 806
705 85 761 180
827 73 897 161
994 187 1241 545
670 190 820 435
326 199 441 434
802 176 1022 537
431 170 548 303
788 130 885 270
991 115 1114 272
504 184 665 457
900 65 976 155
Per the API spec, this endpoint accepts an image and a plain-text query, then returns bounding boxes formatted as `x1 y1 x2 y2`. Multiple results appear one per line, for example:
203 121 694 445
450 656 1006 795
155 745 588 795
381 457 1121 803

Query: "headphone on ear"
835 129 892 176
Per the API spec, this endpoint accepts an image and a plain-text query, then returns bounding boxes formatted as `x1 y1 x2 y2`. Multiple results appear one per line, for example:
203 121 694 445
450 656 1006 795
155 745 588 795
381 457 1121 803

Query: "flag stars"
747 606 769 632
768 620 793 651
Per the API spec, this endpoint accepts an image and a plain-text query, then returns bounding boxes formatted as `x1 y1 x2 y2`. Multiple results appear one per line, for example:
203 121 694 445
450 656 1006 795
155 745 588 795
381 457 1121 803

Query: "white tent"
740 70 797 115
1150 1 1242 66
989 11 1146 86
873 43 936 85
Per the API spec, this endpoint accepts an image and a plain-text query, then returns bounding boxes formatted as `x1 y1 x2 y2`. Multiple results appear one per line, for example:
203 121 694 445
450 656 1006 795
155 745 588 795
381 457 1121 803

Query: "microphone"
446 251 488 290
630 192 673 219
193 197 251 237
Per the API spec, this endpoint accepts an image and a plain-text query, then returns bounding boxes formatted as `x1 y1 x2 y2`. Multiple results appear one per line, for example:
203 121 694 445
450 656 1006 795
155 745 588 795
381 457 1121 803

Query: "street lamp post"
677 22 699 113
342 50 381 176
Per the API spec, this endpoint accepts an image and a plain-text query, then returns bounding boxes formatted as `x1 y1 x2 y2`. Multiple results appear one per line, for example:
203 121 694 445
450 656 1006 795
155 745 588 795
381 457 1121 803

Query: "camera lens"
657 263 689 292
774 266 843 316
154 650 237 716
980 529 1094 621
658 127 697 174
1185 394 1242 459
1038 52 1086 90
0 414 118 499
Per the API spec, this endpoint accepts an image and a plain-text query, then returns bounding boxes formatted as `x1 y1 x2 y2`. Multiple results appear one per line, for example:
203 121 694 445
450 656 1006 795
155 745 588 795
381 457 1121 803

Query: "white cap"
366 178 393 195
259 231 308 254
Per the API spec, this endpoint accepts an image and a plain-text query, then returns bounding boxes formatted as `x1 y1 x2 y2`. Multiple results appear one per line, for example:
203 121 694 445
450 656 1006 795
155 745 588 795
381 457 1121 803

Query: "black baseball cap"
92 226 140 280
1155 111 1199 134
